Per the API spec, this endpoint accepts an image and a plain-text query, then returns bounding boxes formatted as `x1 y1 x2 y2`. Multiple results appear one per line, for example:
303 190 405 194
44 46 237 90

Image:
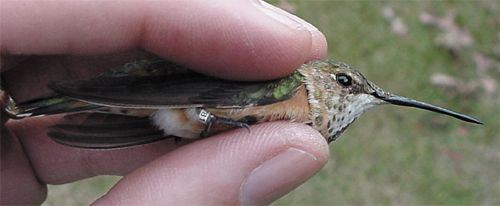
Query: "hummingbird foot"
197 109 250 138
213 117 251 131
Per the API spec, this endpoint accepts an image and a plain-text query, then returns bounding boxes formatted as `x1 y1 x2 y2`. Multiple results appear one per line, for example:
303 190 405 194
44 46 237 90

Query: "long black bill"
373 92 482 124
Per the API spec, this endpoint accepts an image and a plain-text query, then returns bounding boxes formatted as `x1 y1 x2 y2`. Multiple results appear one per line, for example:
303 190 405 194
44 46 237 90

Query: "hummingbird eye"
336 73 352 86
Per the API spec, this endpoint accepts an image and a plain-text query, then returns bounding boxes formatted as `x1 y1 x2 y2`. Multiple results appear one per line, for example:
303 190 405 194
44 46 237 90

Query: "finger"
94 122 329 205
1 125 47 205
1 0 327 80
6 116 186 184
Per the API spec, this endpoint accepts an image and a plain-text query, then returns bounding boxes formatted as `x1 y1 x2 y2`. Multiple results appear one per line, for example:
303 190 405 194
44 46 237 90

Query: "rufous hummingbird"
4 57 481 148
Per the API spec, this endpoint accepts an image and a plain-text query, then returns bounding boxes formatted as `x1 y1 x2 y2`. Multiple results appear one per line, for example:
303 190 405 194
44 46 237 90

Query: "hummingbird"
5 57 481 149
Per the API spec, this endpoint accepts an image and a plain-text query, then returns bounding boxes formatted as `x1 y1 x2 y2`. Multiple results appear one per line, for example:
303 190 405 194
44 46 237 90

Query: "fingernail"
240 148 322 206
253 0 327 60
309 31 328 60
253 0 319 32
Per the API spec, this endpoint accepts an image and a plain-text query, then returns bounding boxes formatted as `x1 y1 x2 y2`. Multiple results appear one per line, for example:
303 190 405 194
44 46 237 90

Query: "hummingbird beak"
372 91 482 124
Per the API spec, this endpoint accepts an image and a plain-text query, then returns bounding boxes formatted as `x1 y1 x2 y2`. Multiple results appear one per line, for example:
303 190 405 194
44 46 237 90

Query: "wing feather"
48 113 168 149
48 59 304 109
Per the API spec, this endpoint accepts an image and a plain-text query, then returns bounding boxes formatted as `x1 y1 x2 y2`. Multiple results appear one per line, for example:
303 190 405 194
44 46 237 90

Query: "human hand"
1 0 329 205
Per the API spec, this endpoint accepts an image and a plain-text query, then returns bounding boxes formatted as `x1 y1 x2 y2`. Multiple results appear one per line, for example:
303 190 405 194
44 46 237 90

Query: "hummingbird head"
312 60 482 142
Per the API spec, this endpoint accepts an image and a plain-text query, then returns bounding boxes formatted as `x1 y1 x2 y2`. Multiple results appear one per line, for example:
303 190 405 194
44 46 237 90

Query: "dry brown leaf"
381 6 408 37
420 11 473 52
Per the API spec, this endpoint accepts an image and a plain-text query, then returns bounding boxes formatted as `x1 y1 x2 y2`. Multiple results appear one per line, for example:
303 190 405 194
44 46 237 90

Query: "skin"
1 0 329 205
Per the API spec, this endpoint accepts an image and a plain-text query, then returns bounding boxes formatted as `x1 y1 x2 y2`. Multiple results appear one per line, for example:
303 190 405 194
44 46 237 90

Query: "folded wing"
49 59 303 109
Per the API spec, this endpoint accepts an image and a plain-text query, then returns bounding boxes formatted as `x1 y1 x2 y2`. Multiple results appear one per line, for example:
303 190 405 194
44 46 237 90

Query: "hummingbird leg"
213 117 251 132
197 109 214 137
197 108 250 138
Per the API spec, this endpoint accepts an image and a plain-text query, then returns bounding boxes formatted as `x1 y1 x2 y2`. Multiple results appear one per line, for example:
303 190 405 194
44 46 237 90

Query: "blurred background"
44 0 499 205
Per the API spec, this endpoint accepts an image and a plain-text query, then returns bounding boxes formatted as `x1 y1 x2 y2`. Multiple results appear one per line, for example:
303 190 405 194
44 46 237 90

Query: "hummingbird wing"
48 113 168 149
48 59 304 109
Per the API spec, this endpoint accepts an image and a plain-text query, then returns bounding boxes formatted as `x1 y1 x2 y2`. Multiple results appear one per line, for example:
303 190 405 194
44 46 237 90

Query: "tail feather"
7 95 100 118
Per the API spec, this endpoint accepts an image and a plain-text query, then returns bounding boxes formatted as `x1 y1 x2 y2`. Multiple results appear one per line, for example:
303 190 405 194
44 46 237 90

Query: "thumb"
93 122 329 205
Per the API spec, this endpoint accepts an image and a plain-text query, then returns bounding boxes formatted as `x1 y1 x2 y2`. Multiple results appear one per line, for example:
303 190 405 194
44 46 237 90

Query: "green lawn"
44 1 499 205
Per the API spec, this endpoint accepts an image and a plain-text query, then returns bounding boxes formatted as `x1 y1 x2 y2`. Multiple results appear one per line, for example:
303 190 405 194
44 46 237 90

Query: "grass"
44 1 499 205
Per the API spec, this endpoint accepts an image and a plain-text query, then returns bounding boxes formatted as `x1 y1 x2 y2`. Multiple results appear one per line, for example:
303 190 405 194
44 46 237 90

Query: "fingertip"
237 122 330 205
247 122 330 163
254 0 328 61
95 122 329 205
142 0 327 80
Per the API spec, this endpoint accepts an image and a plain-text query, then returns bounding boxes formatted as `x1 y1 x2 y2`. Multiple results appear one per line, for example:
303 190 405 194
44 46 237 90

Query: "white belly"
150 108 204 139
